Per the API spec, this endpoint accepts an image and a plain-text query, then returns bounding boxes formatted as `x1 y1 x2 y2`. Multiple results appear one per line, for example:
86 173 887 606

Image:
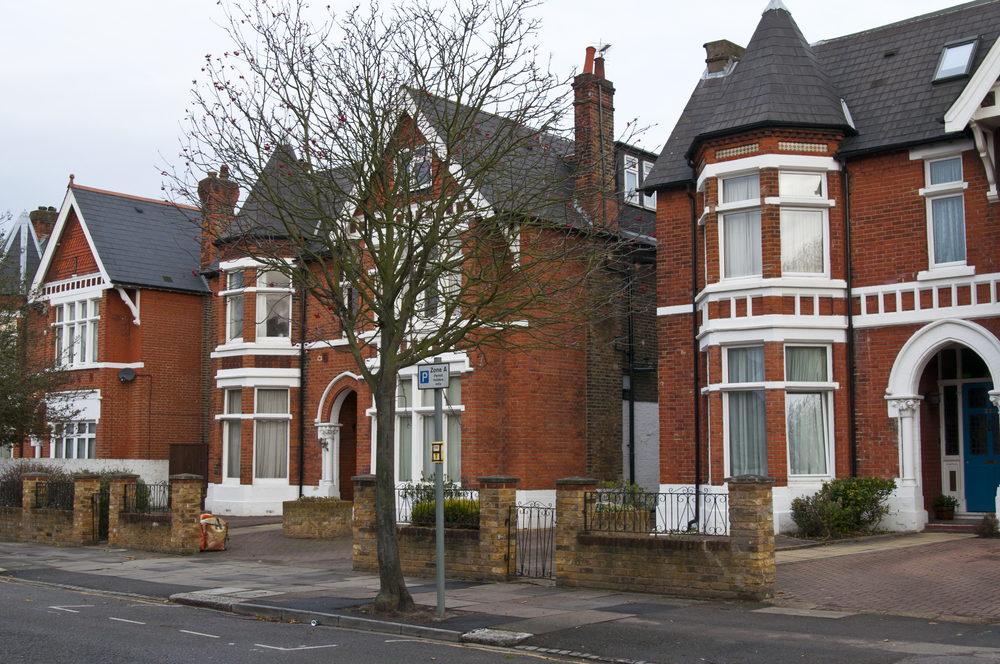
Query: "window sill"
916 265 975 281
918 181 967 197
715 200 760 214
764 197 835 207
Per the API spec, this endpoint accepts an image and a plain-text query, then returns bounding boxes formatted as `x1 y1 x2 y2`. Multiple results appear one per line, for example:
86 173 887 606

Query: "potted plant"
932 494 959 520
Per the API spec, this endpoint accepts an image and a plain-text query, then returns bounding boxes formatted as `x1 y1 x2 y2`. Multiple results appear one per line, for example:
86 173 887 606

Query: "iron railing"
0 480 22 507
124 482 171 514
35 481 75 510
584 487 729 536
395 485 479 528
508 502 555 579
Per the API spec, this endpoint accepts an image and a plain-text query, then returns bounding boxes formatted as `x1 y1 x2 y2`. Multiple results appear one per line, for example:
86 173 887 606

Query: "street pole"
434 358 445 619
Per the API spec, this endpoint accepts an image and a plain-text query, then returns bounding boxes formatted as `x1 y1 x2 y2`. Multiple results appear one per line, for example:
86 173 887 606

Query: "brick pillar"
72 474 101 545
726 475 776 601
108 474 138 547
352 475 377 571
554 477 598 587
22 473 48 509
477 476 519 581
170 474 204 554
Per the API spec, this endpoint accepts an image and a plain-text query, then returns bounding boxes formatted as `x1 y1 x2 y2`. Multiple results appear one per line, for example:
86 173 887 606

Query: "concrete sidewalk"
0 525 996 655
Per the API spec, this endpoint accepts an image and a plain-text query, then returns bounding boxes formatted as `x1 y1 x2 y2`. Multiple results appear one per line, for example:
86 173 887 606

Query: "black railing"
395 485 479 528
508 502 555 579
124 482 171 514
0 480 22 507
584 487 729 536
35 481 75 510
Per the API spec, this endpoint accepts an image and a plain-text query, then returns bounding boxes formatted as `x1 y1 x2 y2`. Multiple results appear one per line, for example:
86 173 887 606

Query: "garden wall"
283 499 352 539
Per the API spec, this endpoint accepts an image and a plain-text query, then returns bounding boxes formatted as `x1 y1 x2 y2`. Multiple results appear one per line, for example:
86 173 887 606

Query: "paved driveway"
775 534 1000 622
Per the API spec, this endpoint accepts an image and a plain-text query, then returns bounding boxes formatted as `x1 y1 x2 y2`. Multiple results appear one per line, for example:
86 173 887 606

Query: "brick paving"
776 537 1000 622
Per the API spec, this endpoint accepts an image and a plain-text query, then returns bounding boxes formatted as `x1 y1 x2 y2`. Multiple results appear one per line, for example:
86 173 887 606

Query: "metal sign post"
419 358 449 619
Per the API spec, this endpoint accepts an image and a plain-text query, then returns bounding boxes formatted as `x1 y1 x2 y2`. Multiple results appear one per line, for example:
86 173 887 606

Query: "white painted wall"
623 401 659 491
0 458 169 484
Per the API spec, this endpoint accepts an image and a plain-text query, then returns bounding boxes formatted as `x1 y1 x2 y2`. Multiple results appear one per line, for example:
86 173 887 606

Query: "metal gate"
92 488 110 542
507 503 556 579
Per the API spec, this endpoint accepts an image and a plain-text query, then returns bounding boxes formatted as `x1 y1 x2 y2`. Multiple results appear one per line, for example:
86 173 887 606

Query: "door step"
924 517 985 533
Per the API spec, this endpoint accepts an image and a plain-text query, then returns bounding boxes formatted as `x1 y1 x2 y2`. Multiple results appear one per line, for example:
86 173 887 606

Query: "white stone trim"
852 272 1000 329
697 154 840 192
944 33 1000 133
908 139 974 161
215 368 301 389
657 304 695 317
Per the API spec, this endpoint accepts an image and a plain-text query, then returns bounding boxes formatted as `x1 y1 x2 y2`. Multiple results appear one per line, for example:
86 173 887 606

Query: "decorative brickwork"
554 476 775 601
283 500 353 538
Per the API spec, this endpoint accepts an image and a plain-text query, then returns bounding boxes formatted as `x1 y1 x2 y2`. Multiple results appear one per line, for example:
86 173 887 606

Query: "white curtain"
447 415 461 482
228 293 243 339
724 211 762 278
226 389 241 479
785 347 827 382
727 346 766 476
723 174 760 203
929 158 961 185
787 393 828 474
255 389 288 479
398 417 412 481
781 209 824 273
932 196 966 264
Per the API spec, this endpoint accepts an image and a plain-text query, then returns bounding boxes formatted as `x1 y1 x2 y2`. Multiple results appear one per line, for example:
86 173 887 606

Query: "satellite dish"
118 367 136 383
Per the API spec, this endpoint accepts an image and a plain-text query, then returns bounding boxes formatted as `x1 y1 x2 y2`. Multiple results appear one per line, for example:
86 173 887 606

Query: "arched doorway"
886 319 1000 522
338 391 357 501
315 374 362 501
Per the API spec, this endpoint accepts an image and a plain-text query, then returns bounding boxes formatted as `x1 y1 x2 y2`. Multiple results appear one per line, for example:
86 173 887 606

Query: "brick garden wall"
283 499 352 539
0 474 101 546
108 474 202 555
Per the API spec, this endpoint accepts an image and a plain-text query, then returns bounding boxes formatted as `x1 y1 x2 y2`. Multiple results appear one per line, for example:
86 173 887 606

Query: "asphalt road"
0 578 564 664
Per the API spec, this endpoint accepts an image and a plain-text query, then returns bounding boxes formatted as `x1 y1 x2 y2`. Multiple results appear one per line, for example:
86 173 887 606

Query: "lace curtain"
780 209 824 273
255 389 288 479
724 211 762 278
932 196 965 264
728 347 766 476
785 347 828 475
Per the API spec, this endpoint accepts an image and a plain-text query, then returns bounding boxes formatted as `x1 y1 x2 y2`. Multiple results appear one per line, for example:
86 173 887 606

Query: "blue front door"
962 382 1000 512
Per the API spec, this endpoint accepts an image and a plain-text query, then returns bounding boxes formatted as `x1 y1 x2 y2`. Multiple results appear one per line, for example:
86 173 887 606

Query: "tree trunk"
372 349 414 613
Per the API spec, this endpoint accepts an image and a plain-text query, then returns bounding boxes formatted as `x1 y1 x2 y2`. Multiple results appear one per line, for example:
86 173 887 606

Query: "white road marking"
109 617 146 625
385 639 423 643
180 630 220 639
254 644 339 651
49 605 94 613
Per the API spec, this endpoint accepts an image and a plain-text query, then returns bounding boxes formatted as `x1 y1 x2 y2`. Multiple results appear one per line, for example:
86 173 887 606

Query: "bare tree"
168 0 636 612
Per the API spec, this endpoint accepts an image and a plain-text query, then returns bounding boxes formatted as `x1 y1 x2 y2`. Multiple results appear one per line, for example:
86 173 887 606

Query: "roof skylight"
934 39 977 81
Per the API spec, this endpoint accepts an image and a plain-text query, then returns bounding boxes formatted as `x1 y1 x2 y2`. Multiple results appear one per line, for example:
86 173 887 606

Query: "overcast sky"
0 0 963 218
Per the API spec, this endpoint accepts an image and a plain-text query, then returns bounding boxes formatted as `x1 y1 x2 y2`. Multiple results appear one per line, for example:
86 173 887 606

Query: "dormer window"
402 146 433 191
933 39 977 82
624 155 656 210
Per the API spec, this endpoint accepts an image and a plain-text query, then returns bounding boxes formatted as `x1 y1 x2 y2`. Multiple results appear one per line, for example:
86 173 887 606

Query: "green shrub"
410 498 479 528
594 479 657 513
791 476 895 538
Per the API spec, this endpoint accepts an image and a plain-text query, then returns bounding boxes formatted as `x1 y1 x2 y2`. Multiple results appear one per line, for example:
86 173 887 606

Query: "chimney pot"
220 164 230 180
594 56 605 79
583 46 596 75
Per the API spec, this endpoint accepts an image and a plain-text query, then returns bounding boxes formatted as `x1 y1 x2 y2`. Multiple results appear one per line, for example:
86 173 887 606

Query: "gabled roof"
33 185 208 294
1 211 42 287
645 0 1000 189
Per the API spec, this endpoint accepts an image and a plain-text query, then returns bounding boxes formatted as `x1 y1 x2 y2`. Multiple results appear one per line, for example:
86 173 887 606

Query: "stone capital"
886 394 922 417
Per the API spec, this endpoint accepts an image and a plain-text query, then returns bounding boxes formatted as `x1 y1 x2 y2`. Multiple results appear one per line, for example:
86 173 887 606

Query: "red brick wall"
46 211 98 281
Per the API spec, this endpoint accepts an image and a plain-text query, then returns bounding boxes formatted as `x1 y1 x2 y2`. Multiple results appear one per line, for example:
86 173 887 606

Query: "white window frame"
774 171 831 278
721 344 767 477
642 162 656 211
402 145 433 191
394 372 464 484
251 387 291 483
783 344 835 479
624 156 656 210
255 270 293 343
52 297 100 367
50 420 96 459
718 172 762 281
222 270 246 343
220 388 243 483
920 155 969 273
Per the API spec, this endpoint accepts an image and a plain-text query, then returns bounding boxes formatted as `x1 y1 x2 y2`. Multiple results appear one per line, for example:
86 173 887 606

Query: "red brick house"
16 182 208 481
200 52 659 516
645 0 1000 532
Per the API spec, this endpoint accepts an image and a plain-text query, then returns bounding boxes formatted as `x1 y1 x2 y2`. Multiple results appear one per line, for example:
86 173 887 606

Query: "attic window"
933 39 977 82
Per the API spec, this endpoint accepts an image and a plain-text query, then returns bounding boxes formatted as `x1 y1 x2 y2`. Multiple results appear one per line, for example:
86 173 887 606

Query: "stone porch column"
317 423 341 498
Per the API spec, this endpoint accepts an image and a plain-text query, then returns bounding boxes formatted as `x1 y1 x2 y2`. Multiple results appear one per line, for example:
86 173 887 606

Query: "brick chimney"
29 206 58 244
572 46 615 226
704 39 745 74
197 164 239 267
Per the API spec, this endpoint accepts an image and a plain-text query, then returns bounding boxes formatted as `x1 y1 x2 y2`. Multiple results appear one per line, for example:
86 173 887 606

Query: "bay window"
222 388 242 481
254 388 289 480
52 421 96 459
785 346 832 476
720 173 761 279
256 270 292 340
725 345 767 476
53 298 100 366
225 271 245 341
778 172 827 276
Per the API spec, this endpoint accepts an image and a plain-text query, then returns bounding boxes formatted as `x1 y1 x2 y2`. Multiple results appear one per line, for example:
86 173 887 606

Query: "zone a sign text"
417 363 450 390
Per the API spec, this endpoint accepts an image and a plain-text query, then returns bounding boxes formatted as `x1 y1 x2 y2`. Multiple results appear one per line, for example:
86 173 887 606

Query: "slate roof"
1 211 42 287
645 0 1000 189
235 90 654 242
68 186 209 294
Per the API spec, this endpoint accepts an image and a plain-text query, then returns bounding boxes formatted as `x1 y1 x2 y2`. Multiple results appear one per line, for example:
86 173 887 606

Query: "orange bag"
200 514 229 551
